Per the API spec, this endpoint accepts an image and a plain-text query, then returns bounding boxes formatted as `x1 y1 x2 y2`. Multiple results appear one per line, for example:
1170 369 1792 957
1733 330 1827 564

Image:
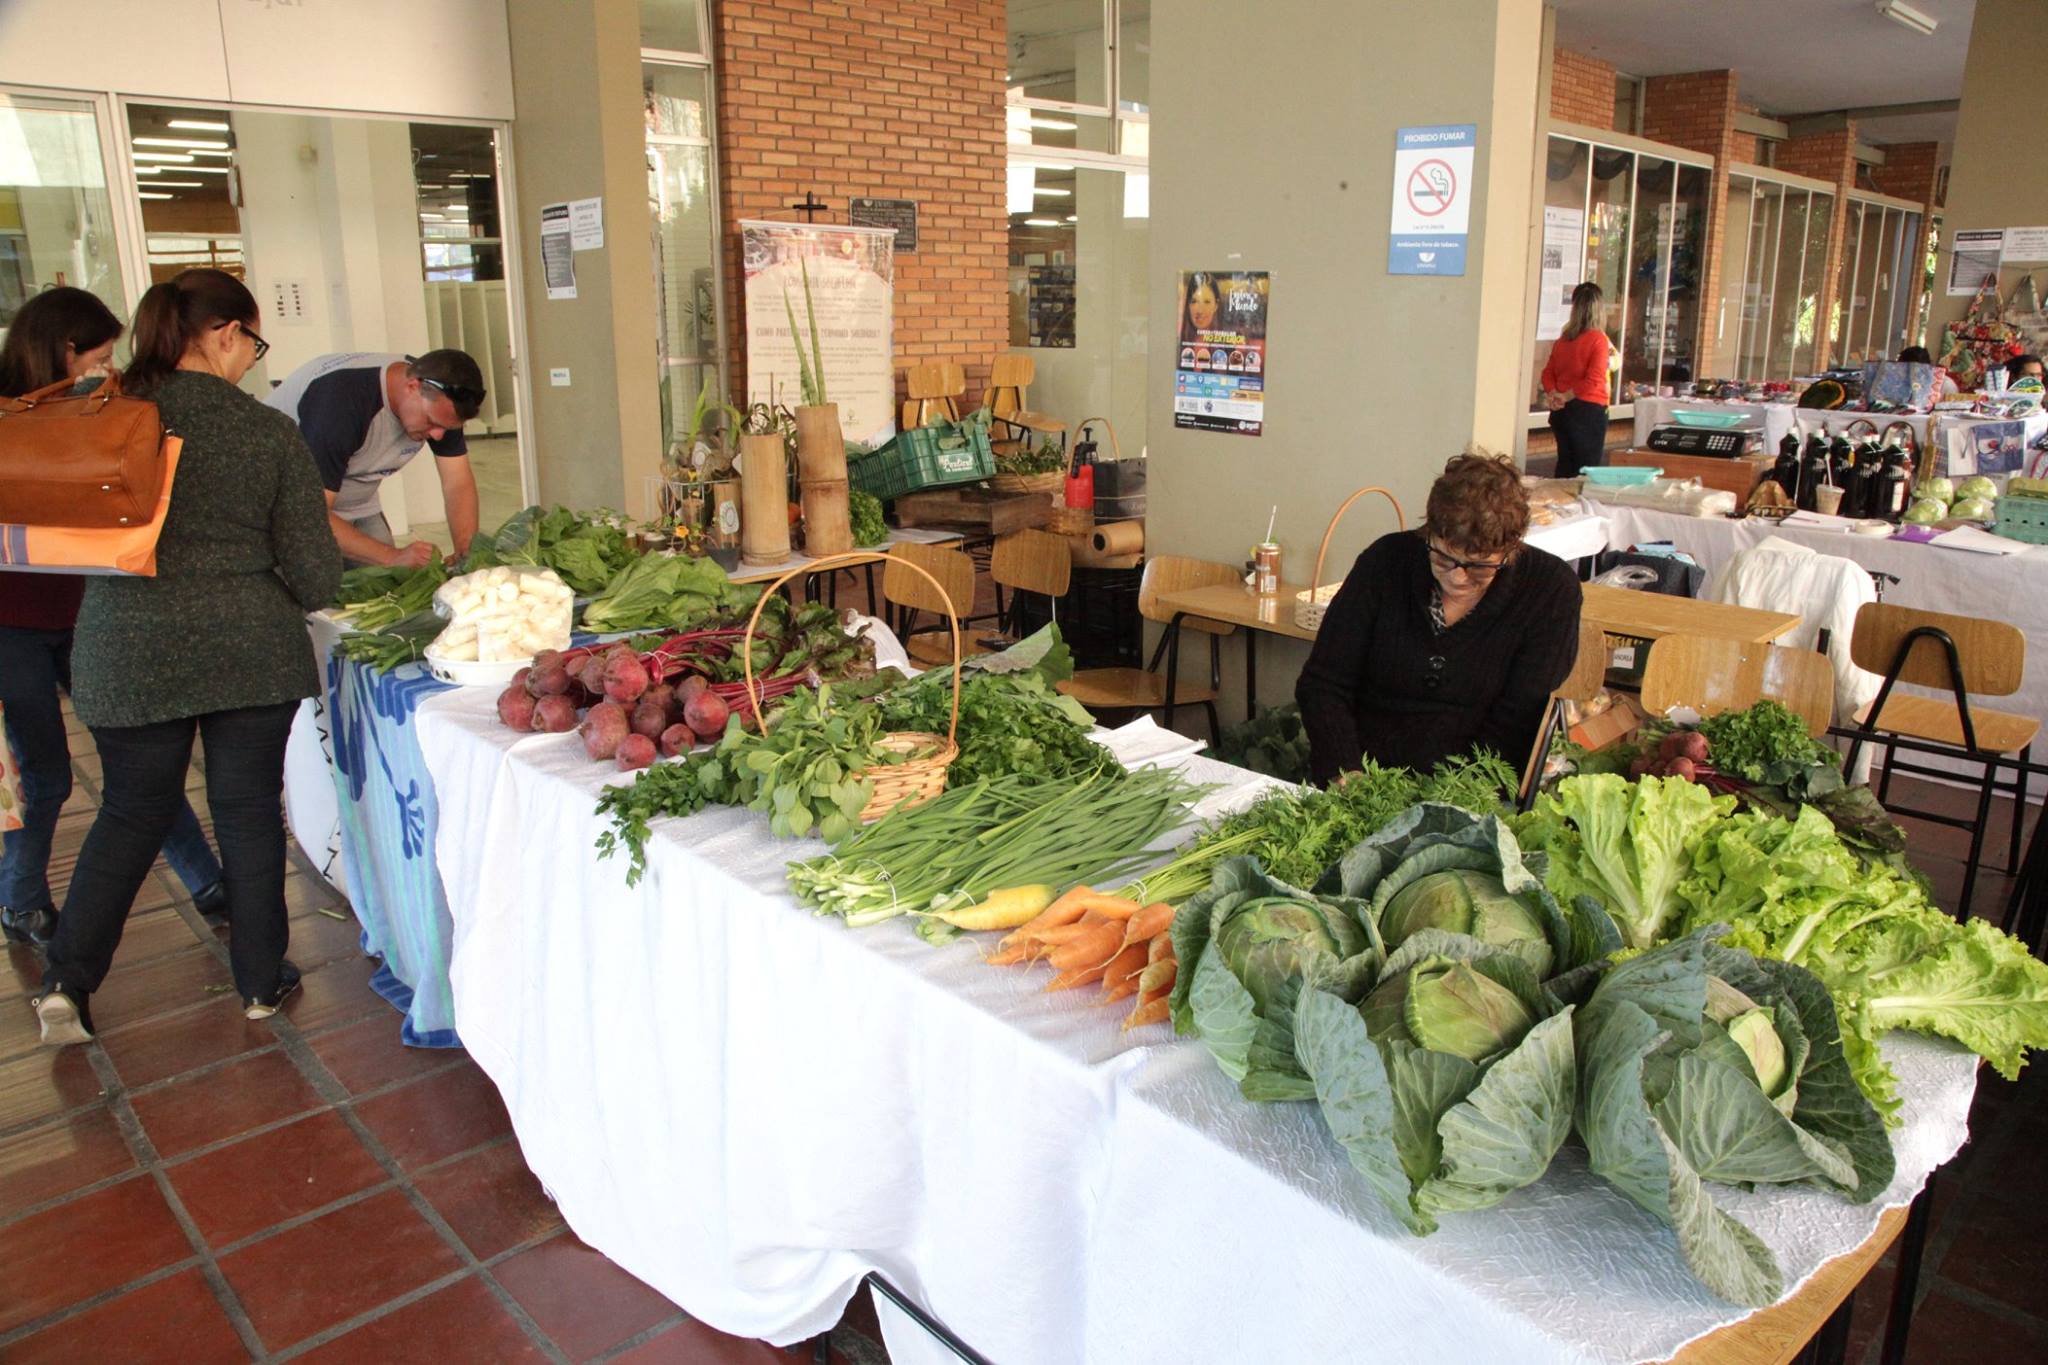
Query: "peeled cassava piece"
532 694 579 733
581 702 631 760
616 733 657 772
497 685 538 731
1378 868 1554 979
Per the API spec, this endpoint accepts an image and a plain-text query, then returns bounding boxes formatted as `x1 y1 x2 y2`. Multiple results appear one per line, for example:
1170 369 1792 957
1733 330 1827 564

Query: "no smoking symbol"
1406 159 1457 217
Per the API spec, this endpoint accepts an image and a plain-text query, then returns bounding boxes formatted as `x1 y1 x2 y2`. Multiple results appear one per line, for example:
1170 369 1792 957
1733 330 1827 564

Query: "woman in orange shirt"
1540 282 1611 478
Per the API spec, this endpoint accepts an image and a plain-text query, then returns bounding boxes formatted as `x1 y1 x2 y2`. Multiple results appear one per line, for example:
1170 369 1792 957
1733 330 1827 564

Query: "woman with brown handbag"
33 270 341 1044
0 288 232 946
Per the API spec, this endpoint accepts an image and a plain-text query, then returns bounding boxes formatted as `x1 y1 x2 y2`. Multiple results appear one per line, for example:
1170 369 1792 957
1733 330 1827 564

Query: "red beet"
576 655 610 696
630 697 669 740
643 683 675 715
658 722 695 758
603 652 651 705
1628 753 1658 779
683 689 730 741
534 648 563 671
497 684 538 731
511 666 532 692
531 694 579 733
529 661 573 696
1665 756 1699 782
1672 730 1710 764
675 673 709 704
580 702 631 760
616 733 657 771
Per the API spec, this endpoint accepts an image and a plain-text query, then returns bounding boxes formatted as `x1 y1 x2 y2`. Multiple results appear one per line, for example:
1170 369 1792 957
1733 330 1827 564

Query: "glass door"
0 89 128 339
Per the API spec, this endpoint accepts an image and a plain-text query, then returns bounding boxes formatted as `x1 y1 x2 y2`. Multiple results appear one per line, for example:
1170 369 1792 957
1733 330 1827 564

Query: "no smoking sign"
1405 159 1457 218
1389 123 1475 276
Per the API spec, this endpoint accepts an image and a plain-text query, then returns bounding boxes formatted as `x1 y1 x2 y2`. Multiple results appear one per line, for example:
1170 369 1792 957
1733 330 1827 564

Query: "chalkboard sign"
849 197 918 253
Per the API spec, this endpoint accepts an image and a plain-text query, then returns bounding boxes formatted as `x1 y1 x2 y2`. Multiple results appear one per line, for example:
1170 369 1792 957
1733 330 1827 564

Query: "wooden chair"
882 541 979 668
1640 636 1836 736
982 354 1066 458
1835 603 2039 921
1058 556 1236 742
988 528 1071 643
1518 619 1610 809
900 362 965 429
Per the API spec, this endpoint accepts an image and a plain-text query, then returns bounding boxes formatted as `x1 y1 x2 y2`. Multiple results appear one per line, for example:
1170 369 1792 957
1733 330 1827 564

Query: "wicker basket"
1294 485 1406 630
740 551 961 824
989 470 1064 495
1047 504 1095 536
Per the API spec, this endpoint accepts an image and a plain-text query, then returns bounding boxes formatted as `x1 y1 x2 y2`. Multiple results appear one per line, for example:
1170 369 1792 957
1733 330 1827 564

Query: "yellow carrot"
928 884 1056 933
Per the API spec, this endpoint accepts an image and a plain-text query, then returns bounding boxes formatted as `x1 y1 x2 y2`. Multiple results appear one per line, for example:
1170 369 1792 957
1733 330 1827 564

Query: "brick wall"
1550 46 1615 129
713 0 1010 411
1642 71 1741 375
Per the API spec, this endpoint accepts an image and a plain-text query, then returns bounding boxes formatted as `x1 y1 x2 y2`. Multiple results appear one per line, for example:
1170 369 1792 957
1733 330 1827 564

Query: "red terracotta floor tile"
1932 1185 2048 1314
84 945 233 1033
282 954 386 1032
293 1276 548 1364
493 1232 679 1361
0 989 44 1063
1896 1287 2048 1362
0 1043 105 1130
2 1266 249 1365
111 907 208 968
98 996 279 1090
215 1187 466 1352
352 1064 511 1171
305 1014 463 1096
412 1140 561 1258
0 1175 195 1333
128 1050 324 1159
283 907 371 970
0 1107 137 1218
608 1316 794 1364
167 1110 389 1249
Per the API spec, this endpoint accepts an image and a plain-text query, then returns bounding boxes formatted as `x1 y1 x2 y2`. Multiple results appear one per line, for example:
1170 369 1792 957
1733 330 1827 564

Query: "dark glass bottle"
1845 442 1883 518
1773 431 1802 497
1874 442 1913 523
1797 432 1830 511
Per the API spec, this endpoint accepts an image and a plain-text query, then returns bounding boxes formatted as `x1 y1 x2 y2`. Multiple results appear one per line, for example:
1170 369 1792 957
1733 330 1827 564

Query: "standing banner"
741 221 896 447
1172 270 1270 436
1389 124 1476 276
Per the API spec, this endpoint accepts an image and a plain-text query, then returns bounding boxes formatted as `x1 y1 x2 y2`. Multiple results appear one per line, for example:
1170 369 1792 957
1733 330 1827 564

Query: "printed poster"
1173 270 1269 437
539 202 576 300
1389 123 1476 276
1538 205 1585 337
740 221 896 447
1948 229 2004 297
2002 226 2048 263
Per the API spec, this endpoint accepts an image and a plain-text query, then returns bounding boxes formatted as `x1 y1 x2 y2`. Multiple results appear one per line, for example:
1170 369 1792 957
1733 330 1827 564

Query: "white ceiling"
1553 0 1973 144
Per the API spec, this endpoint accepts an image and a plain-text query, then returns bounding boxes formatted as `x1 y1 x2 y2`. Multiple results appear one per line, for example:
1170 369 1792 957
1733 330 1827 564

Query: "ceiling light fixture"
1033 186 1071 197
1028 117 1077 131
1023 217 1062 226
1876 0 1938 35
137 191 172 199
142 180 203 188
134 137 229 150
189 149 232 158
167 119 230 132
132 151 195 162
180 166 231 175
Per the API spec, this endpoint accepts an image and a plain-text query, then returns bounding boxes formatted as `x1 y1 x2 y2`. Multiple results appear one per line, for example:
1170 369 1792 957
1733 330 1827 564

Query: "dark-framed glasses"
1426 540 1506 580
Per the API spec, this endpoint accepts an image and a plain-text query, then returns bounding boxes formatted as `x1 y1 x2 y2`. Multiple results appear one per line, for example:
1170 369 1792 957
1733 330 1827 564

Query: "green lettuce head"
1168 858 1381 1102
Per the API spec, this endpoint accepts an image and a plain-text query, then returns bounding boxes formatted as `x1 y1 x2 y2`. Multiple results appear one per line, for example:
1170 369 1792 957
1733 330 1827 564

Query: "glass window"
0 91 128 331
1664 162 1709 386
1620 157 1673 394
639 0 702 55
1117 0 1148 113
1794 191 1832 375
412 122 501 283
1714 175 1756 372
1009 0 1109 109
1738 180 1782 380
125 102 243 287
1532 137 1591 408
1006 105 1115 155
645 62 721 452
1832 200 1865 359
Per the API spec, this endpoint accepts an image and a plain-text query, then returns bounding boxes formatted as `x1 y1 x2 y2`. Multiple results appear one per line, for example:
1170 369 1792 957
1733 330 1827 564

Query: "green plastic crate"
1994 494 2048 545
848 415 996 501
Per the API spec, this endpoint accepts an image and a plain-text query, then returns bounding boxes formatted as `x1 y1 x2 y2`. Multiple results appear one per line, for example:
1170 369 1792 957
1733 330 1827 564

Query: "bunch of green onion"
787 768 1202 927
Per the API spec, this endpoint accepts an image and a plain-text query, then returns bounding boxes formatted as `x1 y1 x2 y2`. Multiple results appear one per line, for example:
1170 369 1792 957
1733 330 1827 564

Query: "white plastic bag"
431 565 575 663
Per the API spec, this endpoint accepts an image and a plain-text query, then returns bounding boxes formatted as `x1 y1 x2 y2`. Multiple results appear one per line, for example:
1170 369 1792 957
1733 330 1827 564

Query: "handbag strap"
0 368 125 414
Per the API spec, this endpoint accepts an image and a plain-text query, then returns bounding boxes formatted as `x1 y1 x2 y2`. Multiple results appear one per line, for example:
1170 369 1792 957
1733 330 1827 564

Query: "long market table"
279 531 950 1046
408 688 1976 1365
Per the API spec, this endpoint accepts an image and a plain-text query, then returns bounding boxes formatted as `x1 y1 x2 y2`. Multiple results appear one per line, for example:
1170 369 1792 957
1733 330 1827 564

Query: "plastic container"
846 414 996 501
1994 494 2048 545
1583 465 1662 486
1669 410 1749 429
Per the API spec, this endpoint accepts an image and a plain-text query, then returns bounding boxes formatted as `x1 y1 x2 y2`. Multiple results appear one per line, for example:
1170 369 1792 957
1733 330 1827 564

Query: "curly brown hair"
1425 452 1529 558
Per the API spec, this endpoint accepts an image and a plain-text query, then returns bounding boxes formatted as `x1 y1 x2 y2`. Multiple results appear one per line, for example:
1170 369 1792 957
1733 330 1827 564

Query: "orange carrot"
1136 958 1177 998
1046 921 1125 973
1046 961 1112 992
1120 902 1174 947
984 942 1038 967
1123 997 1170 1030
996 885 1098 951
1058 892 1144 920
1100 942 1148 996
1102 977 1142 1002
1029 919 1116 946
1149 933 1177 964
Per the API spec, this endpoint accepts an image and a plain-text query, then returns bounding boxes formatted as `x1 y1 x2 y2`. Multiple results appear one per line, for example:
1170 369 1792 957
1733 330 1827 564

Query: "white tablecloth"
1601 505 2048 751
413 690 1977 1365
1526 512 1609 564
1630 398 1933 451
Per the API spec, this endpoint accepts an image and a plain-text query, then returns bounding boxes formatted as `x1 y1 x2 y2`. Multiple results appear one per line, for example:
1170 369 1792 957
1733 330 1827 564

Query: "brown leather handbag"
0 370 169 528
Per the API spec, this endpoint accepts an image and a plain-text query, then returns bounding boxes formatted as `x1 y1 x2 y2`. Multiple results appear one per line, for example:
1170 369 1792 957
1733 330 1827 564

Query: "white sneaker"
35 991 94 1046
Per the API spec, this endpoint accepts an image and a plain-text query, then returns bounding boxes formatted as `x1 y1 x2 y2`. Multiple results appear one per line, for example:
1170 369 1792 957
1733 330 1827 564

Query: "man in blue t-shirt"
263 350 486 567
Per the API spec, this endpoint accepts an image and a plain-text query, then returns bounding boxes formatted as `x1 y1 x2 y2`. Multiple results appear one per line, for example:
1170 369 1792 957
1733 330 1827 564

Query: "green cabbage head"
1364 955 1539 1063
1380 869 1555 979
1215 894 1371 1015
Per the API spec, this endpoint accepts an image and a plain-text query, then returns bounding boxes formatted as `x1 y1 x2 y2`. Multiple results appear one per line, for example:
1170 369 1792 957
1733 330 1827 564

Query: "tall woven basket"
1294 485 1406 630
740 551 962 823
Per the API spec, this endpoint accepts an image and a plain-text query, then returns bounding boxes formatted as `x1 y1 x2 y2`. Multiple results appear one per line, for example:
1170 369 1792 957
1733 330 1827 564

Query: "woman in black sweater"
1296 453 1580 785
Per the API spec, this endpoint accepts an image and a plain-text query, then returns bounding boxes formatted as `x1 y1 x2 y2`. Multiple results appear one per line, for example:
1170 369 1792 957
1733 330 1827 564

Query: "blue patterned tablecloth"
319 644 462 1048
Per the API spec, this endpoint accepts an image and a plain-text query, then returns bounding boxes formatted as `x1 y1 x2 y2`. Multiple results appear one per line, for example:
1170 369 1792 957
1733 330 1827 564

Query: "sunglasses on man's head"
417 375 485 410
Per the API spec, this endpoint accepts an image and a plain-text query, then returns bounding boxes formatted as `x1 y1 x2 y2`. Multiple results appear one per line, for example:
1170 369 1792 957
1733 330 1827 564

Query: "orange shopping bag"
0 437 181 577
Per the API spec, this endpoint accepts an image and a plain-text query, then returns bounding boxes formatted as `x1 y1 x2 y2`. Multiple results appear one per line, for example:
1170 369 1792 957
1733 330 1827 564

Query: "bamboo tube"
801 478 853 556
793 403 848 482
739 434 790 566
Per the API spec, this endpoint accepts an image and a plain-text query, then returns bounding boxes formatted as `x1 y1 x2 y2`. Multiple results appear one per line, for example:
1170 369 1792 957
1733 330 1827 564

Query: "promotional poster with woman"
1173 270 1269 435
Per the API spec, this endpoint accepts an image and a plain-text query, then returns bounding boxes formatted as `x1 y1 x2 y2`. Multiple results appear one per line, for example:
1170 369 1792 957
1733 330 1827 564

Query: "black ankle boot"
1 905 56 947
192 881 229 926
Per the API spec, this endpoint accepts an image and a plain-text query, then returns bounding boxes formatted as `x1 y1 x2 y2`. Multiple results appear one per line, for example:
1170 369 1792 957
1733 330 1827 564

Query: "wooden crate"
893 487 1054 534
1607 448 1775 499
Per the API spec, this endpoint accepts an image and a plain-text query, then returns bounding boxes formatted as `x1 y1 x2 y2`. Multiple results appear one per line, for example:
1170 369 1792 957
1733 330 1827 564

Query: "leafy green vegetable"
1698 700 1839 788
578 553 762 633
1518 774 1735 951
1211 703 1311 783
334 557 448 628
467 505 639 595
849 489 889 547
993 437 1065 477
1677 804 2048 1118
1568 929 1893 1306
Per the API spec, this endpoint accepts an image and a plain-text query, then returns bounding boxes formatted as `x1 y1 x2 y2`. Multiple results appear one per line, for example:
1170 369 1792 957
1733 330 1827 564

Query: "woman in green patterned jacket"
35 269 341 1045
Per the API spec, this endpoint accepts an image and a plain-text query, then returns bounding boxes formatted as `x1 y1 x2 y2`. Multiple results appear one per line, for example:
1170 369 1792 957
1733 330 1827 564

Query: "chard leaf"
1422 1006 1576 1217
1294 987 1424 1232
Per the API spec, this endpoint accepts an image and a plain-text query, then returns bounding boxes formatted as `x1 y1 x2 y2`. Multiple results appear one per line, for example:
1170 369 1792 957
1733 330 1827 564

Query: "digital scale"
1643 424 1764 458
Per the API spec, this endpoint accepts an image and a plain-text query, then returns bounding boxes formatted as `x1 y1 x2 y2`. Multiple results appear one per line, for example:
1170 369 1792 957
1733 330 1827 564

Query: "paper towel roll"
1091 520 1145 557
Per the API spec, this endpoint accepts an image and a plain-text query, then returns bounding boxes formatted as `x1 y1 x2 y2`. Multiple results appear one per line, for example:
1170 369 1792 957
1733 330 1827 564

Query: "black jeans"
44 701 299 1003
1548 399 1609 479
